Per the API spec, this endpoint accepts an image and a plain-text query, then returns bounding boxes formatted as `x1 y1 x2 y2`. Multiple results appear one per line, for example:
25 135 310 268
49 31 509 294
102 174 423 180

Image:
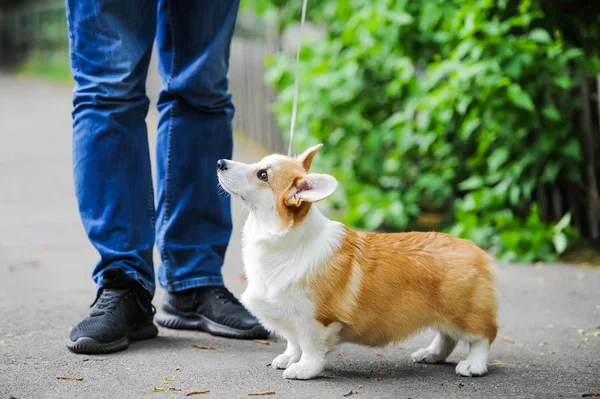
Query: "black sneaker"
156 286 269 339
66 267 159 354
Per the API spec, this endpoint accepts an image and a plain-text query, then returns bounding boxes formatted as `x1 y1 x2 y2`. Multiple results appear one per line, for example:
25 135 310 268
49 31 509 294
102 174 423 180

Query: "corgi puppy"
216 144 498 380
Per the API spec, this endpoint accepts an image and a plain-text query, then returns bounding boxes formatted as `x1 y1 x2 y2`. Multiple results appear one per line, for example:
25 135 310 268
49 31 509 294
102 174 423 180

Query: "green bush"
256 0 595 261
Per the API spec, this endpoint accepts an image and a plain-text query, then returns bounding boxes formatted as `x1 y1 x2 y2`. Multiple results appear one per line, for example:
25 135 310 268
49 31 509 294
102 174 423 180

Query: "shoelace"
90 287 156 317
210 287 242 306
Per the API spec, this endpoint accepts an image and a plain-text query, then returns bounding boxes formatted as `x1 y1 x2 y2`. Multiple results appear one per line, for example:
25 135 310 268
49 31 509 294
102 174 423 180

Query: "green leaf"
553 75 572 89
553 232 568 254
507 84 534 112
542 105 561 121
388 11 414 26
488 148 510 170
554 213 572 232
459 176 484 191
542 162 560 182
509 186 520 205
364 208 386 230
529 28 552 43
562 139 581 160
460 117 480 140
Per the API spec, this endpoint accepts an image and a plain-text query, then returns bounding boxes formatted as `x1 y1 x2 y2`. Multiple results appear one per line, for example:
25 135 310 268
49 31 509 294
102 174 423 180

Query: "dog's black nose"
217 159 227 171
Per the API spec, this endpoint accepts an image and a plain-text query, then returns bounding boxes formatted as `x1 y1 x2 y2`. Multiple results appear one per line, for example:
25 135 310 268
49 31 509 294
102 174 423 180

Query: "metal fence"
0 3 285 152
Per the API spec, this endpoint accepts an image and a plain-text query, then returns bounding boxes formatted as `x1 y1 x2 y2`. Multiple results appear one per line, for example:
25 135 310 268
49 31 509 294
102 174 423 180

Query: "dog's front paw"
282 361 323 380
272 353 300 370
411 347 445 364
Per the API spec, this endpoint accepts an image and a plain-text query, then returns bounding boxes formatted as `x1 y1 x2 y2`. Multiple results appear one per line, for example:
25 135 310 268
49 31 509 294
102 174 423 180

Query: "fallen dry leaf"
253 339 270 345
152 387 165 392
376 377 384 381
457 383 465 388
56 376 83 381
338 352 344 357
174 367 181 371
502 336 515 344
578 329 586 335
343 390 356 397
8 395 23 399
247 391 276 396
594 331 600 337
548 351 556 355
582 393 600 398
186 390 210 396
191 345 216 350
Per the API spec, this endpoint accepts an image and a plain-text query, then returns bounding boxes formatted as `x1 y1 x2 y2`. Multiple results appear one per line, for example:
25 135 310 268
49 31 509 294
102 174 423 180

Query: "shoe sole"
66 322 159 355
155 304 269 339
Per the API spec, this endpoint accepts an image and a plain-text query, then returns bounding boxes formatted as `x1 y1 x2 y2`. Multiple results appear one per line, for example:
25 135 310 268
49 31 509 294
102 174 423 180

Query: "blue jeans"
66 0 239 295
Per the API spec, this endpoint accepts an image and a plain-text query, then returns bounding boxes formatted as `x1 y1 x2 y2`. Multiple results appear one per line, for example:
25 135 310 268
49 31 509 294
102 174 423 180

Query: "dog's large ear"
297 143 323 171
286 173 338 207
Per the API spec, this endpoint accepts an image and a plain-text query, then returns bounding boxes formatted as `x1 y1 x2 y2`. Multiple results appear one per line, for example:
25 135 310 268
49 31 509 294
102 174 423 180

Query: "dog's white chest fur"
240 208 344 321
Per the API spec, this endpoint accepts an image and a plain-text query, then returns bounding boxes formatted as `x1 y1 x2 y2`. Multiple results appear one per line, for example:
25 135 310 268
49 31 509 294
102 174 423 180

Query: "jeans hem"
96 269 155 296
161 276 225 293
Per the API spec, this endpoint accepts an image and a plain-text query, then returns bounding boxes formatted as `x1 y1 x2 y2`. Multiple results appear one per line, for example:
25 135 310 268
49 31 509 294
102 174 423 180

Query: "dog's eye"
257 169 268 182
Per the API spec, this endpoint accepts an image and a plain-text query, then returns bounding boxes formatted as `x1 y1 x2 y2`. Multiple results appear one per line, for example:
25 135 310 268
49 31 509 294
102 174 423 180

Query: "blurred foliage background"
242 0 600 262
3 0 600 263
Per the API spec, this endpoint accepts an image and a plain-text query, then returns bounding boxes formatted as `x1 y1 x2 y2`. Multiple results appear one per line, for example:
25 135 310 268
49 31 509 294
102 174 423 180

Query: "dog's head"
217 144 338 232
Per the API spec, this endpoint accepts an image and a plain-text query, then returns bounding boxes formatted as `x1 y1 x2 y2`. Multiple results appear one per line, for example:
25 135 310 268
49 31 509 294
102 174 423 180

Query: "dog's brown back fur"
309 227 498 347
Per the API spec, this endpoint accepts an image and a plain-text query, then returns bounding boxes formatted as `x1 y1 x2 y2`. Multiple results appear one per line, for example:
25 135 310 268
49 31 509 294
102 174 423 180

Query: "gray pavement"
0 75 599 399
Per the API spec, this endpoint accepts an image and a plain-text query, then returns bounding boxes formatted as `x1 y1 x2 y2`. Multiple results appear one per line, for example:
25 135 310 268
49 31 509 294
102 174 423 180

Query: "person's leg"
154 0 237 292
153 0 267 339
66 0 159 354
68 0 157 294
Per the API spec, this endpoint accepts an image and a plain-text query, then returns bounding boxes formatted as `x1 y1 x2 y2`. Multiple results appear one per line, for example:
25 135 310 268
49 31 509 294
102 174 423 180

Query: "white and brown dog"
216 144 498 380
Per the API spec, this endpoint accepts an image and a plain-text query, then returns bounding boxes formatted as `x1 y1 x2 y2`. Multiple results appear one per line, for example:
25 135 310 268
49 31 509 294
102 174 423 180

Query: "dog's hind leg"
412 331 458 364
454 311 497 377
455 337 490 376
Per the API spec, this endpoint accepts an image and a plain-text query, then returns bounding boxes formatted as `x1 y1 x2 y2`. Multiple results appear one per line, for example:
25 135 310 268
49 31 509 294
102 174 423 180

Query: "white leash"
287 0 309 156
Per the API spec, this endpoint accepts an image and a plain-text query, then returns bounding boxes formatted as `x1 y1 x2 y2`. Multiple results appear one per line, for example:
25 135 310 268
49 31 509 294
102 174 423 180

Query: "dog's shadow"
325 358 456 380
122 335 502 381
